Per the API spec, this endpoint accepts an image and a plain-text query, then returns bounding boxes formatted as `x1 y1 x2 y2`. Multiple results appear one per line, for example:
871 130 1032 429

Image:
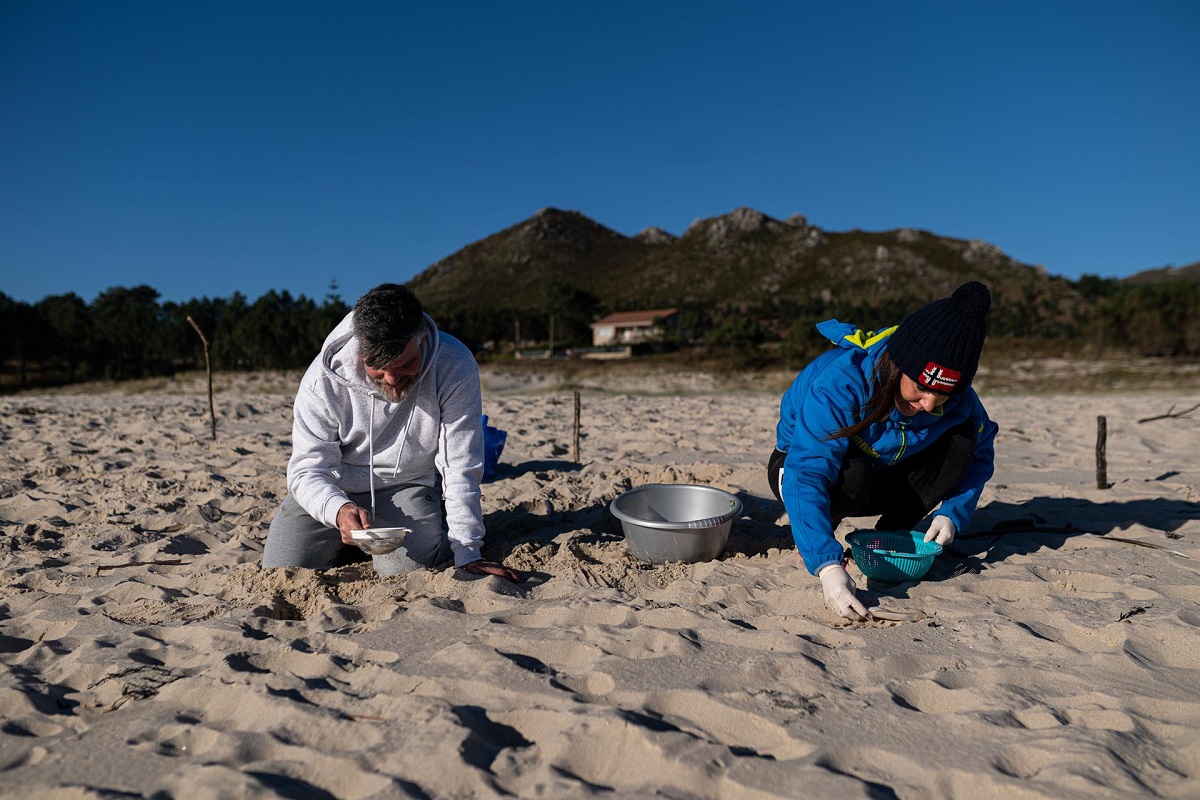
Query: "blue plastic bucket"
482 415 507 481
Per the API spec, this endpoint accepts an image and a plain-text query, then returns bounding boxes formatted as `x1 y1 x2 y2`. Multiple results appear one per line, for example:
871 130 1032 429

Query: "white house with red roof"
589 309 679 347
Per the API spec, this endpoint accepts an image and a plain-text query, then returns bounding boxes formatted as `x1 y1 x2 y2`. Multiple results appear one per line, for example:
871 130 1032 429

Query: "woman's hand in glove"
818 564 867 621
923 515 956 546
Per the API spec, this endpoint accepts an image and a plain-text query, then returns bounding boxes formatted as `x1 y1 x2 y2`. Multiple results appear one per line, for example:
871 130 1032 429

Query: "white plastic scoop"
350 527 411 556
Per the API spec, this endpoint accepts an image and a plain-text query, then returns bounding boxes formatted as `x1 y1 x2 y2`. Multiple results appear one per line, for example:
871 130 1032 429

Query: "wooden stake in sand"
186 316 216 441
573 390 581 464
1096 415 1107 489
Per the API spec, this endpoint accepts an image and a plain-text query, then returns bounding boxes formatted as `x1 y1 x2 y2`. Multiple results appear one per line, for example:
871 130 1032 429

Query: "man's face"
895 373 949 416
364 337 423 402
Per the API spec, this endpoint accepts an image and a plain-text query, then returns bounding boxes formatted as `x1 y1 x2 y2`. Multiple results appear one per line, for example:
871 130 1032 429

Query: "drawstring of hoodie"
366 372 424 522
392 375 422 478
368 399 376 521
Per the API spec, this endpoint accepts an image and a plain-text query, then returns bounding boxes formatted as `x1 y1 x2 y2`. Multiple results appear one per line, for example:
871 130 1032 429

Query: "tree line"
0 285 349 388
2 274 1197 389
1079 276 1200 358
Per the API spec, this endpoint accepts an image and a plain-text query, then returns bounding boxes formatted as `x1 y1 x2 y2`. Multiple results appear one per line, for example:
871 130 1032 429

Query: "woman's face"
895 374 949 416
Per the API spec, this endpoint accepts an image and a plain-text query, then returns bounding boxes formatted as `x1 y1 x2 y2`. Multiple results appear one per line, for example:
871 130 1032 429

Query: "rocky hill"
1121 260 1200 286
407 207 1086 336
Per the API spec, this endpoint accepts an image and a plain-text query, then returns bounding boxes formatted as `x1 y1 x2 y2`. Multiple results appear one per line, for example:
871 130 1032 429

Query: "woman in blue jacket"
769 281 998 620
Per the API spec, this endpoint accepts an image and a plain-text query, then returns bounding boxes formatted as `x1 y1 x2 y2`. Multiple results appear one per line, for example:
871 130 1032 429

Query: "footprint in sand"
494 649 616 698
0 745 51 771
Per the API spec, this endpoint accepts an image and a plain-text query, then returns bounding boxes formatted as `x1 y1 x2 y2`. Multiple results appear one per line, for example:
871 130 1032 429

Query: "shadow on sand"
866 495 1198 601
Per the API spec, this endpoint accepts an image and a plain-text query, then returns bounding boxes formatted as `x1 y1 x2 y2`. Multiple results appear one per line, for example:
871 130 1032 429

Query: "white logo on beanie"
920 362 961 392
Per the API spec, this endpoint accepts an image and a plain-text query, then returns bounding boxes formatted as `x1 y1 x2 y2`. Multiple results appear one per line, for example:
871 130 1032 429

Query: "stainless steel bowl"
610 484 742 564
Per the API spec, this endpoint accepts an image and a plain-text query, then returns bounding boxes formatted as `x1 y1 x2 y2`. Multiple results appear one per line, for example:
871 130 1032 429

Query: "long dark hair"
828 350 903 441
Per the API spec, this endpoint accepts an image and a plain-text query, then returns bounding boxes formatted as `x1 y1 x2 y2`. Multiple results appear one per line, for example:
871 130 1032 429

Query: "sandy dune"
1 366 1198 798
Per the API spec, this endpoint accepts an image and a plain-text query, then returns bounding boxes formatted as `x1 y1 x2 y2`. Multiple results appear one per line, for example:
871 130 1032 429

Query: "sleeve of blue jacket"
779 368 864 576
933 390 998 530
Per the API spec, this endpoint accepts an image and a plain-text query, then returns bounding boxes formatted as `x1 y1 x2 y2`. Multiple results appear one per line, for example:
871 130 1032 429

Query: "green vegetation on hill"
409 207 1171 359
1077 275 1200 357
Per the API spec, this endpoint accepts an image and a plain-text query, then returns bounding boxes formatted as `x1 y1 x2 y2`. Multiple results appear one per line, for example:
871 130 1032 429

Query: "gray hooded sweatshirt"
286 311 485 566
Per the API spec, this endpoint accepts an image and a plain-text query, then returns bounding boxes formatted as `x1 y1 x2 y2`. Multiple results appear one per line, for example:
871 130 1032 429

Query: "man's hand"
923 515 956 546
818 564 867 621
335 502 372 545
460 559 526 584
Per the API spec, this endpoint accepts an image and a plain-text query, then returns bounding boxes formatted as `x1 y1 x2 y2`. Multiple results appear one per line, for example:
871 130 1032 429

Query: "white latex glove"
818 564 867 621
924 515 956 546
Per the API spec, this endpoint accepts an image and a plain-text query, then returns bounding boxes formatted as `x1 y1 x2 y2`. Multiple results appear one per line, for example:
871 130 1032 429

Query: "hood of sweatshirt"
318 312 441 401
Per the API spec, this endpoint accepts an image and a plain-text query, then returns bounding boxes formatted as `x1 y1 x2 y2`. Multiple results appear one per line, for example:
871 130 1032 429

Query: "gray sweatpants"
261 483 452 576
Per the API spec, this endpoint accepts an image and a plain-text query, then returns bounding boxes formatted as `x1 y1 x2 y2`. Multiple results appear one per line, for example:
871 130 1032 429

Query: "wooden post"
548 314 555 356
187 316 216 441
1096 415 1107 489
573 390 581 464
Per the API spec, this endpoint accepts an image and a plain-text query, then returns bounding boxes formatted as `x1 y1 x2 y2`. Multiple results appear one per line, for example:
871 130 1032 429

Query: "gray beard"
370 377 413 403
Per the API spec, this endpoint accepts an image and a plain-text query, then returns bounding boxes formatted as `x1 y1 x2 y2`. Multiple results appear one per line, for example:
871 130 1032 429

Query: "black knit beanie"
886 281 991 395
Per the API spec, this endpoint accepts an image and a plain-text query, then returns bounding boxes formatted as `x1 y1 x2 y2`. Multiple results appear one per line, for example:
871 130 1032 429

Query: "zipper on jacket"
891 425 907 465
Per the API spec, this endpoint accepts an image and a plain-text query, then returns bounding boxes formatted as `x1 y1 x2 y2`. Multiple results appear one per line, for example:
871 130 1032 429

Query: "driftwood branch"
1090 533 1192 559
1138 402 1200 424
186 316 216 441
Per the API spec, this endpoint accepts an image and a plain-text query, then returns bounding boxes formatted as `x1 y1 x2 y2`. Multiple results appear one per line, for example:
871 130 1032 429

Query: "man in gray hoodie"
261 283 522 582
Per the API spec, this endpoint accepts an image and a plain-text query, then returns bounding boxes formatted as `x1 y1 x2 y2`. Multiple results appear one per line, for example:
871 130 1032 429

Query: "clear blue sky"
3 1 1198 305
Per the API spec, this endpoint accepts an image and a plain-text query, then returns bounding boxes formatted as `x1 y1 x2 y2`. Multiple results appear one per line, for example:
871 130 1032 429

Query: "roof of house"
590 308 679 328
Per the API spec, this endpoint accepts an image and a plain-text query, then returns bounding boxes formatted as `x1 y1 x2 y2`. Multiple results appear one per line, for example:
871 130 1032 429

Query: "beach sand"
1 365 1198 798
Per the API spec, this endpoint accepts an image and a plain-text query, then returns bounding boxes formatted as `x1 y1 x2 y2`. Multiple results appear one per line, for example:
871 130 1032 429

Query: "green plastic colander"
846 530 942 583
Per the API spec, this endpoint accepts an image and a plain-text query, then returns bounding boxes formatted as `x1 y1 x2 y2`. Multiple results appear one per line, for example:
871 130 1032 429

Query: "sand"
1 365 1198 799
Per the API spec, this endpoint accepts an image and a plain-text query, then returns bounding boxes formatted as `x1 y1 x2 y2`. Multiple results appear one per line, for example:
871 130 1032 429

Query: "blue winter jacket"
775 320 998 575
